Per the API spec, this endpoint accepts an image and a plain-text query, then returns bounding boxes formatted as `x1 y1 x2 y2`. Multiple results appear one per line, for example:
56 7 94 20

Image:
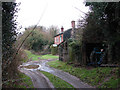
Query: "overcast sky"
16 0 90 32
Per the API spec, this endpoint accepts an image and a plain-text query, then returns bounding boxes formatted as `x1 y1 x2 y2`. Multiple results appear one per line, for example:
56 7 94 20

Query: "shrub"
50 45 58 55
68 39 82 63
2 2 20 86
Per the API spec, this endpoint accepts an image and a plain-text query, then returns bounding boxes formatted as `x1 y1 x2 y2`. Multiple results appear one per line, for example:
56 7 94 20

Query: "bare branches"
13 4 48 60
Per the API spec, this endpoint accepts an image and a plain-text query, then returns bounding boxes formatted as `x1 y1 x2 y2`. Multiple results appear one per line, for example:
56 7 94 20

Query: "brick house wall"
54 27 64 45
54 34 63 45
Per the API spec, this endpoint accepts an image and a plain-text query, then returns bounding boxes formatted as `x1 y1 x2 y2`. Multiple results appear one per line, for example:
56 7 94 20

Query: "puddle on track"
19 60 93 88
22 65 39 69
19 60 54 72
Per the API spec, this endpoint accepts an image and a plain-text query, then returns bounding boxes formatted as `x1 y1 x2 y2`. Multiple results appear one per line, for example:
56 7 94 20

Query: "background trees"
85 2 120 44
74 2 120 64
84 2 120 64
17 26 59 53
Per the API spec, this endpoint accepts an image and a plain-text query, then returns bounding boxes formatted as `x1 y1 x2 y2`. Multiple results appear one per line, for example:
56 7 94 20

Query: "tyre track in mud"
40 60 94 88
19 67 54 88
19 59 94 88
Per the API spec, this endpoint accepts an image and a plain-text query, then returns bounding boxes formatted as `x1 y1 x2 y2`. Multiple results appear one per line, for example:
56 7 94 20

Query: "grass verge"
25 50 59 60
5 72 34 88
40 54 59 59
25 50 41 61
47 60 119 88
40 71 74 88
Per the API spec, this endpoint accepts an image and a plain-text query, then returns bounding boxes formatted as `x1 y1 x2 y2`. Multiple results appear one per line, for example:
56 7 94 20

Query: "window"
60 35 62 42
56 37 59 43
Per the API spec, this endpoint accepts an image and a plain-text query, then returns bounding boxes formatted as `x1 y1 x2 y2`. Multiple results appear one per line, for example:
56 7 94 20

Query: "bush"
68 39 82 63
50 45 58 55
17 26 58 53
2 2 20 86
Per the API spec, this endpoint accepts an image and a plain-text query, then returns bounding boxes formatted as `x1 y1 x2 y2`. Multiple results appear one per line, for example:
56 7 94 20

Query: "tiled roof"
54 33 63 37
63 28 72 41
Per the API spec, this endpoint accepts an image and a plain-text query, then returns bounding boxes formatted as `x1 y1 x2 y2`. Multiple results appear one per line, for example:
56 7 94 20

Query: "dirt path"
19 59 94 88
19 65 54 88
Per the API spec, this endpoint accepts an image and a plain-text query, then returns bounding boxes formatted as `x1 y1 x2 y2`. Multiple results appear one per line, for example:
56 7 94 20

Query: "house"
54 21 75 46
54 27 64 45
54 21 76 61
63 21 75 40
56 20 108 66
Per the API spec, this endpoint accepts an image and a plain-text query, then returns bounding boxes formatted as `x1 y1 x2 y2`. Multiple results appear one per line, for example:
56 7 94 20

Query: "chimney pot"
61 27 64 33
71 21 75 28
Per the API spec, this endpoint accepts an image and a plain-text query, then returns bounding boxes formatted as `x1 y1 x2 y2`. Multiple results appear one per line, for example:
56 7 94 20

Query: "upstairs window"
60 35 62 42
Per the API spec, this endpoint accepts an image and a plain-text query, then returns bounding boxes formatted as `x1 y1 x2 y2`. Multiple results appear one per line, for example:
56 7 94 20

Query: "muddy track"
19 66 54 88
19 59 94 88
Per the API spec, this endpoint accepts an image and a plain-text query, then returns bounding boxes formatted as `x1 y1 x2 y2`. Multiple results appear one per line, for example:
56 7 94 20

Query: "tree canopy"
17 26 59 52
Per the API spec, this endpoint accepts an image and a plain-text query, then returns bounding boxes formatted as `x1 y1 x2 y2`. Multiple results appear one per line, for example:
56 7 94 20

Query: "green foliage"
17 26 58 53
47 60 73 72
48 60 119 88
86 2 107 20
85 3 107 39
68 39 82 63
25 50 41 61
50 45 58 55
25 30 48 52
25 50 58 60
99 76 120 88
12 72 34 88
67 38 73 43
2 2 17 66
82 12 105 43
75 28 83 45
68 46 74 62
85 2 120 63
40 71 74 88
85 2 120 44
2 2 20 84
40 54 58 59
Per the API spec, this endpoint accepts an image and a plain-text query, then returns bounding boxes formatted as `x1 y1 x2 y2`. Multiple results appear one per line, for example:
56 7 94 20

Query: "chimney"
71 20 75 38
71 21 75 28
61 27 64 33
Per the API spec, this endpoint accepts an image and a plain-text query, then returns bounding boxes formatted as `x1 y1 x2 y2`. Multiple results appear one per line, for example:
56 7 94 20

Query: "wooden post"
71 21 75 39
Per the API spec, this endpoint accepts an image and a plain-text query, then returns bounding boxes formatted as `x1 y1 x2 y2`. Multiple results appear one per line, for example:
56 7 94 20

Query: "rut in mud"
19 59 93 88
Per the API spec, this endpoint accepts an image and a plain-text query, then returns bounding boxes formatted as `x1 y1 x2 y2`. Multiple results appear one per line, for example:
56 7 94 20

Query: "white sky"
16 0 90 32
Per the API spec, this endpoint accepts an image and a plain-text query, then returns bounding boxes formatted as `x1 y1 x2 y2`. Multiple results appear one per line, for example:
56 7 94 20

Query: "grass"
25 50 59 61
47 60 119 88
40 54 59 59
5 72 34 88
98 76 120 88
25 50 41 61
14 72 34 88
40 71 74 88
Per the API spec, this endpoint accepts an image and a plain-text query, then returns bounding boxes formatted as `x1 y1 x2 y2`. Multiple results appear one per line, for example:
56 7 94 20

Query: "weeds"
47 60 119 88
11 72 34 88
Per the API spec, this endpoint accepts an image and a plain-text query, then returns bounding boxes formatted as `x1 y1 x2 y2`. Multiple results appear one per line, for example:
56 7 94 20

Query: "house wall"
54 34 63 45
